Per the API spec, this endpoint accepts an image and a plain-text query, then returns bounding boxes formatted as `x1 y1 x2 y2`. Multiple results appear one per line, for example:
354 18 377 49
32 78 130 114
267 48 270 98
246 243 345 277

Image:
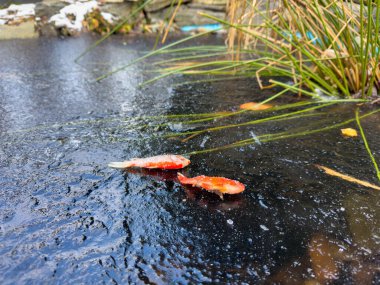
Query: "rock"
99 2 138 20
150 4 225 26
34 0 143 36
35 2 66 19
128 0 228 9
0 20 38 40
100 0 124 3
343 2 380 24
35 1 67 35
38 22 58 36
0 0 232 37
35 1 67 21
51 1 98 31
188 3 226 12
0 3 35 25
190 0 226 12
145 0 191 13
193 0 226 3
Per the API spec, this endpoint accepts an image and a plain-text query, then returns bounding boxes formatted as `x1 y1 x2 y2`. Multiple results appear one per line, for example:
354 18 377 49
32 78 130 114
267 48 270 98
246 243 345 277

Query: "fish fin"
207 189 224 200
108 161 133 169
145 165 157 169
177 172 187 183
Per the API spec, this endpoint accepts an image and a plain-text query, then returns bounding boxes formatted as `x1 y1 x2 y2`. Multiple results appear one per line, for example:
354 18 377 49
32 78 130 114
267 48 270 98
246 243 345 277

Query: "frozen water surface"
0 35 379 284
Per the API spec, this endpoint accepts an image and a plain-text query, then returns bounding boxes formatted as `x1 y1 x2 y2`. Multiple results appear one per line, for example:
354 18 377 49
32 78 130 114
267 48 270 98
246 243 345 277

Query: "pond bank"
0 0 227 39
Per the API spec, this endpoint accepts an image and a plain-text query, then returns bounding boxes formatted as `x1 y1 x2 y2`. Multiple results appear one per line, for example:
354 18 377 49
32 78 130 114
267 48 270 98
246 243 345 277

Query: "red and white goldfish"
108 155 190 170
177 173 245 199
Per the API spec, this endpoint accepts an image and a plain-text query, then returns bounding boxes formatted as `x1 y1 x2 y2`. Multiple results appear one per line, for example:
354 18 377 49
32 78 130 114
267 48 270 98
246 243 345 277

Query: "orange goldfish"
108 155 190 170
177 173 245 199
240 102 273 111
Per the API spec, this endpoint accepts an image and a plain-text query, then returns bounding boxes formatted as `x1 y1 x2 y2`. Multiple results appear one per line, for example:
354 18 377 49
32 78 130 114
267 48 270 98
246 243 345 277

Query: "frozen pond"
0 35 379 284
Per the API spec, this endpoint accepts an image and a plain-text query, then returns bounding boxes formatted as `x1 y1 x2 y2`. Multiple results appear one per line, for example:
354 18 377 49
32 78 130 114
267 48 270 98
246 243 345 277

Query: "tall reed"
223 0 380 99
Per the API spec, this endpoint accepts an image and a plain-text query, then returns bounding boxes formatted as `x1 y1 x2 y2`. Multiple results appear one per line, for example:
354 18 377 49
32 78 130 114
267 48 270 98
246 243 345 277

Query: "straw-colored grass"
220 0 380 99
132 1 380 100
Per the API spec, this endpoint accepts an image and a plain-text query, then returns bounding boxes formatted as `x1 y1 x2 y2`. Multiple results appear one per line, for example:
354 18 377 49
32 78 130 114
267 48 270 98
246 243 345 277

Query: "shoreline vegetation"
67 0 380 102
90 0 380 183
3 1 379 183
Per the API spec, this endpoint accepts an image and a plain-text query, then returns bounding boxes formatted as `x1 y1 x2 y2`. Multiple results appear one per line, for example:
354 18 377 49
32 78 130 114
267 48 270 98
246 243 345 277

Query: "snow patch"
0 4 35 25
101 12 116 24
49 1 98 32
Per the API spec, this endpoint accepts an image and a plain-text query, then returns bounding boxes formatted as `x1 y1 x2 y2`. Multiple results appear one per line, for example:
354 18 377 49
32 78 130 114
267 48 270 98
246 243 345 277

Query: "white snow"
101 12 116 24
49 1 98 32
0 4 35 25
49 1 117 33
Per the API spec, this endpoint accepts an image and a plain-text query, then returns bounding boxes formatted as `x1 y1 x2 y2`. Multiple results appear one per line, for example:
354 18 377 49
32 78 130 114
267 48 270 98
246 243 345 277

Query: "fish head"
223 181 245 194
175 155 191 167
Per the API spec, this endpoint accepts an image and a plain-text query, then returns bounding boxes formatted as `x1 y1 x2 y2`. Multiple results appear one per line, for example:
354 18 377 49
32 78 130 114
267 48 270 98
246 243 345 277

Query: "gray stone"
145 0 191 13
188 3 226 12
192 0 226 6
99 2 138 19
149 4 225 26
0 20 38 40
193 0 226 3
35 1 66 19
38 22 58 36
34 1 66 36
102 0 124 3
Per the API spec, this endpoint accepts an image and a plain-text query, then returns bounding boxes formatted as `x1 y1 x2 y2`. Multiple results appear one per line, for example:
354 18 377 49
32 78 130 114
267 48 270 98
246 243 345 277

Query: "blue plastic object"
282 30 322 45
180 23 222 32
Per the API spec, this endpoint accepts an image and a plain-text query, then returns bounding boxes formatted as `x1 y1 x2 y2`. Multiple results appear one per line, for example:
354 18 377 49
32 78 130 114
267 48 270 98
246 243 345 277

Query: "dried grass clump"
226 0 380 99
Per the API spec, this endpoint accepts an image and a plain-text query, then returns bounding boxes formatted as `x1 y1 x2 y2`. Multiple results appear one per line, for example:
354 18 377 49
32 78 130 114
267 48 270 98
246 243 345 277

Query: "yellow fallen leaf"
341 128 358 137
315 165 380 191
239 102 273 111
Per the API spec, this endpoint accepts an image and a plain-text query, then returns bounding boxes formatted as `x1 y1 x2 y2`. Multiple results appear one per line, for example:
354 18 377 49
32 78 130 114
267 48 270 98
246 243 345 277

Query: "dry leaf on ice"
315 164 380 191
240 102 273 111
341 128 358 137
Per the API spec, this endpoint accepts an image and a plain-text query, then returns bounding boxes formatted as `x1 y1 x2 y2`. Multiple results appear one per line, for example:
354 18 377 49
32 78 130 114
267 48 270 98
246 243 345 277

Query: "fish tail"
108 161 134 169
177 173 191 184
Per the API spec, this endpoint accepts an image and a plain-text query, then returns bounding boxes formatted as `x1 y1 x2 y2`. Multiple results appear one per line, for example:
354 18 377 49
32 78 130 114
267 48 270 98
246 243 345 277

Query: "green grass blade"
95 29 220 82
355 108 380 182
186 107 380 156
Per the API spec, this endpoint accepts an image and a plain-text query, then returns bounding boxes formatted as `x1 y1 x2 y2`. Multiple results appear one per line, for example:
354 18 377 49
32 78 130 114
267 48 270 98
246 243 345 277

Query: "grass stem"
355 108 380 182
